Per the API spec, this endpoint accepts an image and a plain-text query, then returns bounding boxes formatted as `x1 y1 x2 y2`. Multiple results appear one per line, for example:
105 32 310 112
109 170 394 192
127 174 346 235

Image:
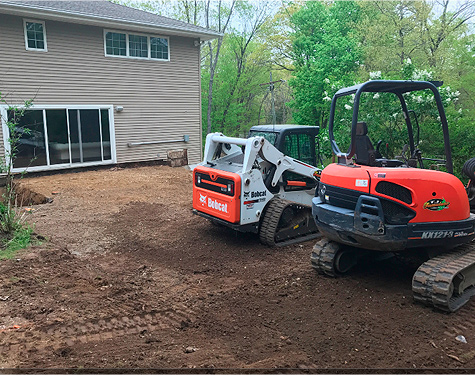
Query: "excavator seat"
355 121 376 166
354 121 405 168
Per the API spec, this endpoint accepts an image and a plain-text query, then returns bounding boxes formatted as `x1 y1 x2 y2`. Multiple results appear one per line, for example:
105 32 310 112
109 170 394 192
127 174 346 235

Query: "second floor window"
24 20 47 51
129 34 148 58
105 32 126 56
151 37 168 60
104 30 169 61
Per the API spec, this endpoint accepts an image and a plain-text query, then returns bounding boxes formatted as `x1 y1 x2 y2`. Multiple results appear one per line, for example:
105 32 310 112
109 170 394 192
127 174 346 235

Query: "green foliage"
0 93 36 258
357 1 430 73
289 1 362 127
357 1 474 79
202 33 275 136
287 0 474 174
258 1 301 71
199 1 283 137
0 226 34 260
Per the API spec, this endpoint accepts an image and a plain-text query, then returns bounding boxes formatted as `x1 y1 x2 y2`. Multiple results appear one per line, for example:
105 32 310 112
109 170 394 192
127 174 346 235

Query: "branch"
273 62 294 71
220 0 236 34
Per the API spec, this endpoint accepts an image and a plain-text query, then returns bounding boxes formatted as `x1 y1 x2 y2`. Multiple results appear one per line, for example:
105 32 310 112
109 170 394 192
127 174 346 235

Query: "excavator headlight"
319 184 327 201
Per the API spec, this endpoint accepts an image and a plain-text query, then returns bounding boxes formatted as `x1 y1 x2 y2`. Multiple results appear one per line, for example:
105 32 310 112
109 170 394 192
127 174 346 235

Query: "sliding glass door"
13 109 48 168
5 106 114 170
68 109 109 163
46 109 68 165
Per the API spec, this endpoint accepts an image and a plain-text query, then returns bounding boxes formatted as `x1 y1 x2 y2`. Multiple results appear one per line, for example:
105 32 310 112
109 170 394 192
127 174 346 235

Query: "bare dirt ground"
1 164 475 371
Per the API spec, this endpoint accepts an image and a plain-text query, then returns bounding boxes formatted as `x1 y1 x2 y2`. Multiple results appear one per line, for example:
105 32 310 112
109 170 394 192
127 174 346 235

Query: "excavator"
192 125 322 247
311 80 475 312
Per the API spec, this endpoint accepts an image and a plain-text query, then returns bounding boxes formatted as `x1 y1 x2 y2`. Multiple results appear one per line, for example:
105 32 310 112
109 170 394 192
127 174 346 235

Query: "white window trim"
103 29 170 62
128 31 149 59
0 104 117 173
23 19 48 52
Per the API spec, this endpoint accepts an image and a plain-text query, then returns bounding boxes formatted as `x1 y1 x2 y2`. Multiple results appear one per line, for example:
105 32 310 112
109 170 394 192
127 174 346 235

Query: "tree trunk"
204 0 235 135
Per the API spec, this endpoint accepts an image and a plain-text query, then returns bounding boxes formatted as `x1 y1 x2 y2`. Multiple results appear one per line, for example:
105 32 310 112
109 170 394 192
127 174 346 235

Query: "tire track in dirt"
443 299 475 338
3 302 198 354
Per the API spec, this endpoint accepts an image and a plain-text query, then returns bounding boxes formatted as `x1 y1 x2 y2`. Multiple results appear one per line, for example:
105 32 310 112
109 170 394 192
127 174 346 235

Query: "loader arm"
203 133 260 174
203 132 320 187
258 137 320 187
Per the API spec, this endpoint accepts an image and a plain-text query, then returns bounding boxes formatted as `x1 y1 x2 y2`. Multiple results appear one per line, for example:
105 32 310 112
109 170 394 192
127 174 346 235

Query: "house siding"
0 13 202 165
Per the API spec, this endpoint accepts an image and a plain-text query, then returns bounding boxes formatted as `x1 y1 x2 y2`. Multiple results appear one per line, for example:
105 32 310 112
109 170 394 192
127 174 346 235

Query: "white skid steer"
193 125 322 246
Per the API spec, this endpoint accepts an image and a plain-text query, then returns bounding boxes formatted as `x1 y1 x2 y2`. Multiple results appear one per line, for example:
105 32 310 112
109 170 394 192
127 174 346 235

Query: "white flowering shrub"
411 69 433 81
369 71 381 80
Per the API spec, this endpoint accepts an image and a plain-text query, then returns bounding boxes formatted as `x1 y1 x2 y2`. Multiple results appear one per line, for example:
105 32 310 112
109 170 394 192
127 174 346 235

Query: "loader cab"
249 125 320 192
248 124 320 167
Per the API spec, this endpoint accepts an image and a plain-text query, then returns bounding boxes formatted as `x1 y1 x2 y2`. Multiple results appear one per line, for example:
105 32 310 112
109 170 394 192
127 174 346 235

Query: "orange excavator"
311 80 475 312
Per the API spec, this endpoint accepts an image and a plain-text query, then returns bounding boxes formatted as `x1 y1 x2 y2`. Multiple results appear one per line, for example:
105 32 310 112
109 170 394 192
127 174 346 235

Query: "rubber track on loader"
259 198 319 247
412 241 475 312
311 238 339 277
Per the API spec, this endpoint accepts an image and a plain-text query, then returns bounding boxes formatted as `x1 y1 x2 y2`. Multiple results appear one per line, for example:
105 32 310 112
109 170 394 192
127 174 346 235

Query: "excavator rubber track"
311 238 340 277
412 240 475 312
311 238 373 277
259 198 320 247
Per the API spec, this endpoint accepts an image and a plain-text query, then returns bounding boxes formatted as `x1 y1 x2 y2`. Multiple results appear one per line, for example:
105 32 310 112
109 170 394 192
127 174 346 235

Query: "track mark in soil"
2 304 197 353
443 299 475 338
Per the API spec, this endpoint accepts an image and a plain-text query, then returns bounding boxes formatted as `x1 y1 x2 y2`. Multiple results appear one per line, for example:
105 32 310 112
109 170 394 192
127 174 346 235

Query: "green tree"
289 1 362 127
199 1 282 136
358 1 429 75
358 0 475 79
204 33 273 136
421 0 475 69
258 1 303 72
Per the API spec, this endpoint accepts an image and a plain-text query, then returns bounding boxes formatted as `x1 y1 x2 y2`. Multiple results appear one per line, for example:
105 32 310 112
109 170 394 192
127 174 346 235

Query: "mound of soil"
0 183 51 206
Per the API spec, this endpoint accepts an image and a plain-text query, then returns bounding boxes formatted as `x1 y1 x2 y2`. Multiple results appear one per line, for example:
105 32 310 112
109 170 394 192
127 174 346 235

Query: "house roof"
0 0 222 40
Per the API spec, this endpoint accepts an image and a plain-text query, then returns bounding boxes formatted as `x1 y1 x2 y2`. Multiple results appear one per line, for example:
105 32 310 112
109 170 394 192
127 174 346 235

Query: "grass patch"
0 226 34 260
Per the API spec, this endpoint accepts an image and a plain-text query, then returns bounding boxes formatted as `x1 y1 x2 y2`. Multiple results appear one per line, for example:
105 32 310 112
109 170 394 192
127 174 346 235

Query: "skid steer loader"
193 125 322 246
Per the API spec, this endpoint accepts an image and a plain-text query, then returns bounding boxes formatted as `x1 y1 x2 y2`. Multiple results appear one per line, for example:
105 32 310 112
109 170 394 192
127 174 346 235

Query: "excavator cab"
328 80 453 172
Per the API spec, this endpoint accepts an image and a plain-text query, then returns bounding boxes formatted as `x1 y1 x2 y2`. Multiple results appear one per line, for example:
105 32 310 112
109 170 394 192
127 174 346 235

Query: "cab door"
282 132 317 191
283 132 316 166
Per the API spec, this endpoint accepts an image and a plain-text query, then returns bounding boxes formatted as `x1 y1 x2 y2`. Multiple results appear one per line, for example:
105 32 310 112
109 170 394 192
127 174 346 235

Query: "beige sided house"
0 1 220 172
